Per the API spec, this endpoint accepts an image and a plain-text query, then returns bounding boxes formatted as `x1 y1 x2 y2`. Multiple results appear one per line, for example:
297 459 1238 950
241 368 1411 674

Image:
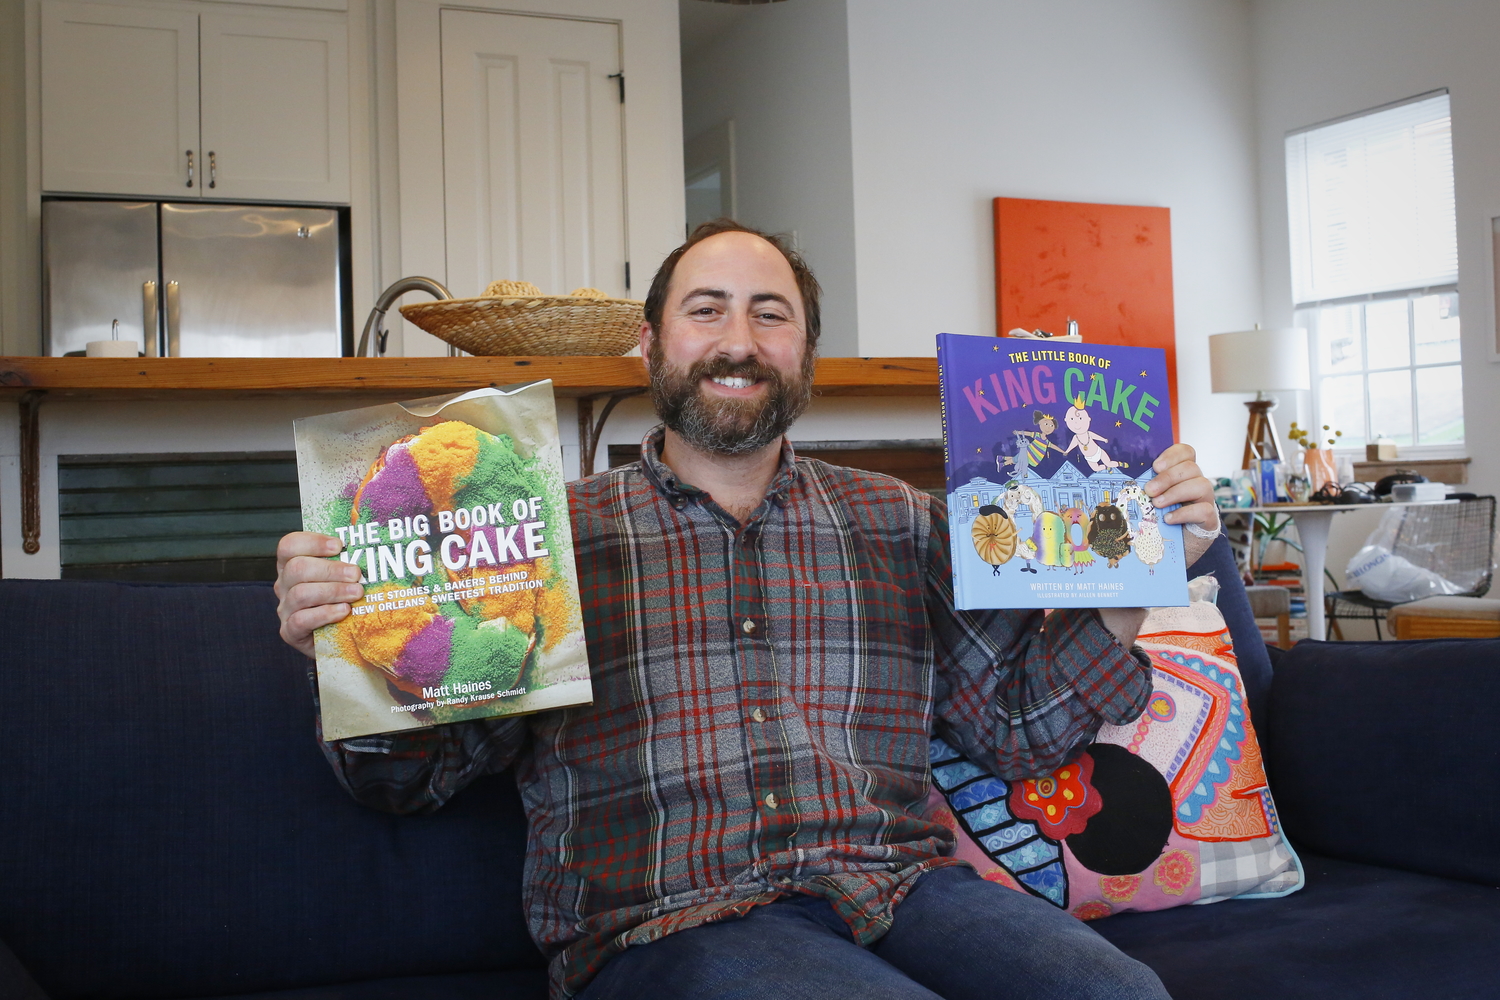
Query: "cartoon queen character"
999 411 1063 478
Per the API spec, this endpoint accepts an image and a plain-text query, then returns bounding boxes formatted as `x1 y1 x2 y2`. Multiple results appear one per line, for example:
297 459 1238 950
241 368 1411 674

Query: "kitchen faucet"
356 276 453 357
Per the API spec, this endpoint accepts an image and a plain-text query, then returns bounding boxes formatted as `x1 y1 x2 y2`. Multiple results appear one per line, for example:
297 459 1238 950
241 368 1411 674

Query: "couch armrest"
1268 637 1500 886
1185 533 1274 729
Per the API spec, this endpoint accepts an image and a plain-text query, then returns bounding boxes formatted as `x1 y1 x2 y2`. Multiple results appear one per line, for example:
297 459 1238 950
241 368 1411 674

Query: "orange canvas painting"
994 197 1178 431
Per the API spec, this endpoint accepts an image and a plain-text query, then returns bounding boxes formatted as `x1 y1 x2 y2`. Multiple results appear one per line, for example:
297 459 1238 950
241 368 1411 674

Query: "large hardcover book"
294 382 592 741
937 333 1188 610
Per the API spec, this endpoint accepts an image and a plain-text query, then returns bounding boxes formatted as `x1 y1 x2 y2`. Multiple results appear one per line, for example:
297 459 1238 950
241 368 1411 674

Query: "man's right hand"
274 531 363 659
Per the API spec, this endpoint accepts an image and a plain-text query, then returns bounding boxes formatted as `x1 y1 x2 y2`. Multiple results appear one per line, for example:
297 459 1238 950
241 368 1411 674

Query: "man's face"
644 232 815 456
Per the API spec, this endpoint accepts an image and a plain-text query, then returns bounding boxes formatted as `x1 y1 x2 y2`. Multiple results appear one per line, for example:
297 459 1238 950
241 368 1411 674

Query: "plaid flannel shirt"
317 428 1151 997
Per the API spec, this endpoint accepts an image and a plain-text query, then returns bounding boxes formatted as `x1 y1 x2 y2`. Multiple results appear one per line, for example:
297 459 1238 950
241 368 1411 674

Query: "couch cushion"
1268 637 1500 885
1092 853 1500 1000
0 580 545 1000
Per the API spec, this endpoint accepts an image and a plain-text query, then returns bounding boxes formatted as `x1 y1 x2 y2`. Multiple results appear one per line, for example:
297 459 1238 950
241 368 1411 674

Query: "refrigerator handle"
165 280 181 357
142 281 159 357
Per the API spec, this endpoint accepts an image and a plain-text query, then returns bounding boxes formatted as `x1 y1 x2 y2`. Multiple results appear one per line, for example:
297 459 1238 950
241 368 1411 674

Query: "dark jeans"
578 866 1170 1000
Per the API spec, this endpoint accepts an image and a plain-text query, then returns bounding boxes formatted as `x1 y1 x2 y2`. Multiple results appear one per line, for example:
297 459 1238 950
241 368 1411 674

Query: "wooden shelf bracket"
19 390 45 554
577 389 645 477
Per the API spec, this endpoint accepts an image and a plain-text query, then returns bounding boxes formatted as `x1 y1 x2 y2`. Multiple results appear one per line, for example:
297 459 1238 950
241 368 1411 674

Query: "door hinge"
608 72 624 103
625 261 631 290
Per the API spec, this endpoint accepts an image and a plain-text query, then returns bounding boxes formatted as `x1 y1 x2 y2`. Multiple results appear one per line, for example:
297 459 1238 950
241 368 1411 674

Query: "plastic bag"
1345 508 1467 603
1187 574 1221 605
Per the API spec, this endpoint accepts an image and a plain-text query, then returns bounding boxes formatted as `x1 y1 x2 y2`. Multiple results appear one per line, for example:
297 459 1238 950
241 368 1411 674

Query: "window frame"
1285 90 1464 460
1295 286 1465 459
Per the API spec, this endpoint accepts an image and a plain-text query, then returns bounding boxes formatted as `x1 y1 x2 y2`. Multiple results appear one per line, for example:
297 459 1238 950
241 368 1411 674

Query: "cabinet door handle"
166 280 181 357
142 280 158 357
208 151 217 189
185 149 195 188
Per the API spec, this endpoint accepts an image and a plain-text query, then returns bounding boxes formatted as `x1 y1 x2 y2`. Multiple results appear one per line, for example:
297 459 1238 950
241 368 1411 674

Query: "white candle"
85 340 139 358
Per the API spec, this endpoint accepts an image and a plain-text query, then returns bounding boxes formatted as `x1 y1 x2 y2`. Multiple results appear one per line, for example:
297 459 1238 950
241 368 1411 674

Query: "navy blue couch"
2 536 1497 999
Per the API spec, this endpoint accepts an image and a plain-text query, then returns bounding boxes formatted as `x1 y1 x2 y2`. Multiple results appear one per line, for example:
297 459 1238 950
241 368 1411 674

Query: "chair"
1325 495 1496 640
1245 585 1292 649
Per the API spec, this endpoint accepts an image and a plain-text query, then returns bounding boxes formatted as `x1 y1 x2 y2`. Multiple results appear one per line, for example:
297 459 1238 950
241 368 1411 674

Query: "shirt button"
750 708 767 723
742 618 756 634
763 792 779 809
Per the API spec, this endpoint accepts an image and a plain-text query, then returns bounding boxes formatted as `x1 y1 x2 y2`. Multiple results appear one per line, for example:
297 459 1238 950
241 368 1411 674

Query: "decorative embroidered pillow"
924 599 1303 920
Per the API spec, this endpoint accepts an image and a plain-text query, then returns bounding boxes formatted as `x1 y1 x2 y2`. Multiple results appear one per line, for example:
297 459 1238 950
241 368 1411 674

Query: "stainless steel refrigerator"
43 199 345 357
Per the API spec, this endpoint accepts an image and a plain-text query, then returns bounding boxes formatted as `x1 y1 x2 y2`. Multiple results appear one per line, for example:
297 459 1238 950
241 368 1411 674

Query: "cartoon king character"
1062 395 1124 472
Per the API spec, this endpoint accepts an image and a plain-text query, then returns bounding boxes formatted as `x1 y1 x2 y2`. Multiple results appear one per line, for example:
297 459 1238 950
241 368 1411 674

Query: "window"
1285 90 1462 450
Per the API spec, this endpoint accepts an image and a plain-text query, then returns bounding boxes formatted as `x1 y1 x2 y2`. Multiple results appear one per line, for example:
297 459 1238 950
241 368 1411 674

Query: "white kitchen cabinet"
200 12 348 202
40 2 201 198
40 0 350 204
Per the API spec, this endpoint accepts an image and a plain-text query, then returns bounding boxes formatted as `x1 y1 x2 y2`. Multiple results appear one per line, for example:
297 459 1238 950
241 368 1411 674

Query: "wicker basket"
398 283 643 357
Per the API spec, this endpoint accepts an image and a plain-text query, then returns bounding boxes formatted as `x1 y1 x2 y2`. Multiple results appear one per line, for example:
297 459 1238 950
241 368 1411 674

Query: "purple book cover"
937 333 1188 610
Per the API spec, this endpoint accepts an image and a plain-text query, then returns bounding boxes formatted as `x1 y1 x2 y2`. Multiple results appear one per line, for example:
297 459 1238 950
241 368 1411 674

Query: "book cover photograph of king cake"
294 382 591 742
937 332 1189 610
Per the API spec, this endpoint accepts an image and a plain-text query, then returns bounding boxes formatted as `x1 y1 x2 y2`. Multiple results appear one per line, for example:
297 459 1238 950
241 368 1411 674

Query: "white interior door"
200 11 350 204
440 9 627 307
40 1 200 197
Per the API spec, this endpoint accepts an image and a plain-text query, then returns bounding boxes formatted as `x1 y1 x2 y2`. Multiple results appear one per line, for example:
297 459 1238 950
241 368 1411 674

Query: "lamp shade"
1208 328 1310 393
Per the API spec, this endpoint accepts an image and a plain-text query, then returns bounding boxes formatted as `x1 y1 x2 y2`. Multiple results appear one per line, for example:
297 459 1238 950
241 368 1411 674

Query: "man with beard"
275 221 1219 1000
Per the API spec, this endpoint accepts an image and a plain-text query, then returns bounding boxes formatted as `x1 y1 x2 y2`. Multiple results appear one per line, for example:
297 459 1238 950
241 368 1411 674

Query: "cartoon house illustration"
949 462 1142 530
951 477 1009 527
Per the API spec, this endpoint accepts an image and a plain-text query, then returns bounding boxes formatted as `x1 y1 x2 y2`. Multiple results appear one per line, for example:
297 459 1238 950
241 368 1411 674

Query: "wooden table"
1227 501 1454 641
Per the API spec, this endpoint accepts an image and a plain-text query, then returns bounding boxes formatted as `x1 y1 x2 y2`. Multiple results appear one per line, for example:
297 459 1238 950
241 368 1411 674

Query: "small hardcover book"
294 382 592 741
936 332 1188 610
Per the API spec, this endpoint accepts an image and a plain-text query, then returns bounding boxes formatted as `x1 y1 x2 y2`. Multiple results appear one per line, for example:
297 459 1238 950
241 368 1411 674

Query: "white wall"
0 0 39 358
845 0 1264 477
1252 0 1500 500
680 0 859 358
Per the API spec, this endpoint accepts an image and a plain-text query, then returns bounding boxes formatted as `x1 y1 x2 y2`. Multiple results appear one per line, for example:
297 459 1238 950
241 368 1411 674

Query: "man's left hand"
1147 443 1219 567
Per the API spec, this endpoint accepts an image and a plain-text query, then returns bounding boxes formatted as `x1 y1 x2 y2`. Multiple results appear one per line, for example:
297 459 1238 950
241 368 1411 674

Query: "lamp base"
1241 398 1284 471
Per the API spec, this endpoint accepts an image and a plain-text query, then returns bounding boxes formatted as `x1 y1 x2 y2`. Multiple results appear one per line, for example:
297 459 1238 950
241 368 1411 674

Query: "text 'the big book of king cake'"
295 382 591 741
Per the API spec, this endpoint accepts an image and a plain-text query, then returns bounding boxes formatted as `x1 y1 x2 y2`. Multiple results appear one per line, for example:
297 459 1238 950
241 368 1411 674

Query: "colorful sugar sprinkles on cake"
936 332 1188 609
295 383 591 741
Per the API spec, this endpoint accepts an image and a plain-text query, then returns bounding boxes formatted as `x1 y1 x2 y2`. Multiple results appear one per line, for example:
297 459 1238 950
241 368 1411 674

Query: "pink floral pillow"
925 601 1303 920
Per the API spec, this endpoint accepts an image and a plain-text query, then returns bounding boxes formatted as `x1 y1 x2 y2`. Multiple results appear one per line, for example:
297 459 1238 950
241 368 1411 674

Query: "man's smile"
707 374 760 392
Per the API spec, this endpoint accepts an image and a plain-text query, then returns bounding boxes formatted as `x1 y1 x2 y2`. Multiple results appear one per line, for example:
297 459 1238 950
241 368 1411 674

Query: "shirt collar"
638 425 800 510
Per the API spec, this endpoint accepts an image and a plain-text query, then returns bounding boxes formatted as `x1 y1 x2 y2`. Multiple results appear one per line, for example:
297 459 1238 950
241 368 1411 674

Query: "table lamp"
1208 327 1310 472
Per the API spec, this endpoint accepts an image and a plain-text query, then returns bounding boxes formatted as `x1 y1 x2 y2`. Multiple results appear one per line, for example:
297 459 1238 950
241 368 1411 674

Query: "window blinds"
1286 91 1456 306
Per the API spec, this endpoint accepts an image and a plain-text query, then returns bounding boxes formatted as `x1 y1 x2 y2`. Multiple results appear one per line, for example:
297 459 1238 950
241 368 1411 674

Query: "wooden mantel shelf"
0 356 939 400
2 355 939 553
